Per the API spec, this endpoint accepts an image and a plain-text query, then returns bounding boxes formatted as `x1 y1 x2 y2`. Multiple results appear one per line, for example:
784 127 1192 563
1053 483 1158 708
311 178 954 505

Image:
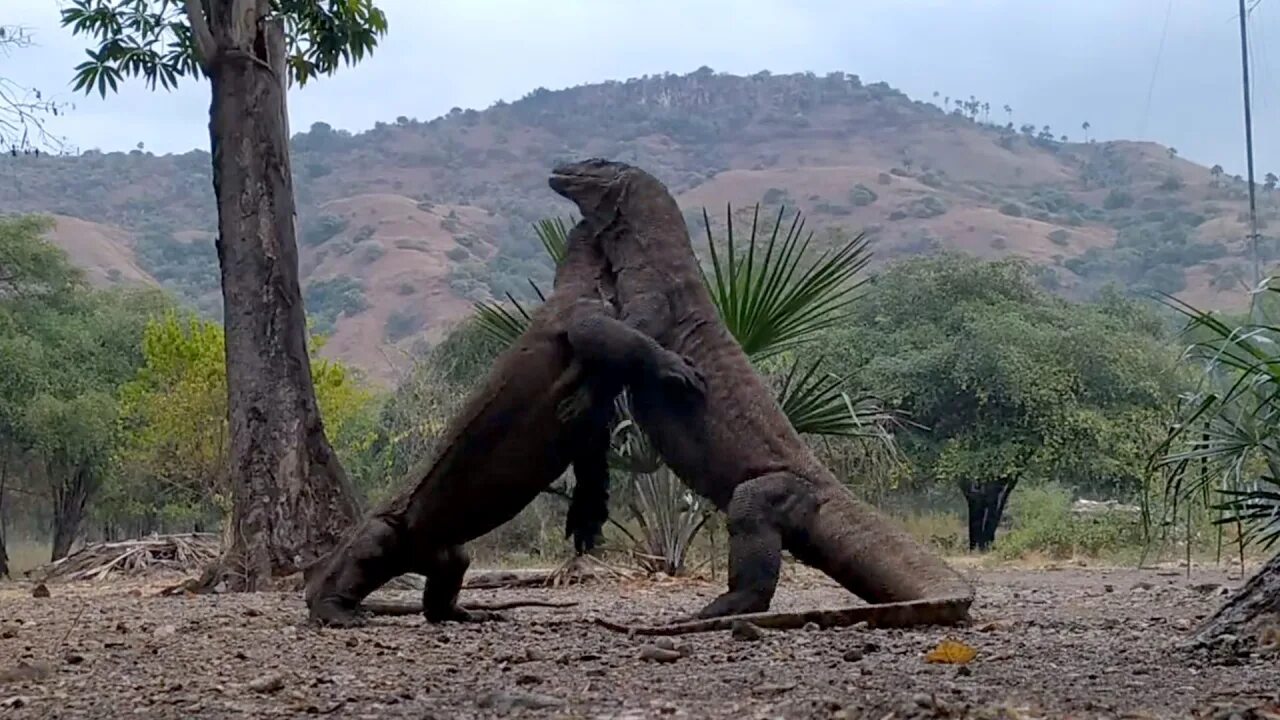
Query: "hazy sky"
6 1 1280 176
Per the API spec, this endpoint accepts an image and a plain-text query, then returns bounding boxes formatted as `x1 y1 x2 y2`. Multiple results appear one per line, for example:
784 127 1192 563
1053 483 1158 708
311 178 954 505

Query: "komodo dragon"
547 158 975 634
304 220 706 628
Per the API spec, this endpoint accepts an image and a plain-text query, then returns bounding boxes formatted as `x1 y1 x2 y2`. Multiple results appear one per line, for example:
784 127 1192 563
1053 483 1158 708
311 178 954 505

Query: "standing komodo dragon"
304 221 706 627
548 158 975 635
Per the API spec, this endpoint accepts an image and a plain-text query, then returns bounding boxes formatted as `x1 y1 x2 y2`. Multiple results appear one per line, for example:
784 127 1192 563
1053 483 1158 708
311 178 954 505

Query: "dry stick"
591 599 971 636
360 599 579 616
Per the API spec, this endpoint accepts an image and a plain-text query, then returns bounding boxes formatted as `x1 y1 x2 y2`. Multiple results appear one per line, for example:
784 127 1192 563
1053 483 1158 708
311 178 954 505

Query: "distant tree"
62 0 388 590
822 255 1184 551
1081 121 1091 142
1169 147 1178 158
1265 172 1278 192
1210 164 1225 187
1003 104 1013 124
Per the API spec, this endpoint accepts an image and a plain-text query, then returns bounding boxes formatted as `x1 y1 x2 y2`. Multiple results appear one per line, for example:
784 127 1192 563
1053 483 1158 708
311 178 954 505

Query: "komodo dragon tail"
797 483 975 617
592 597 972 636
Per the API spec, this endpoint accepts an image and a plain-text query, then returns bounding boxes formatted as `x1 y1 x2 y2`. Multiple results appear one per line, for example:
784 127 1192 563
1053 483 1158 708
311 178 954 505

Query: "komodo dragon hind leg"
421 545 505 623
693 472 821 619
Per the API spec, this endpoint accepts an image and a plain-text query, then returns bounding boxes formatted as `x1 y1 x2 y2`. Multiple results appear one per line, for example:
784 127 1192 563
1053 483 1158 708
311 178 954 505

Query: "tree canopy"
818 253 1188 546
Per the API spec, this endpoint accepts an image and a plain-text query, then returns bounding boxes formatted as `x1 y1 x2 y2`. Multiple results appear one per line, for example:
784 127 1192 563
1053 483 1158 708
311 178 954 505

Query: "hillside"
2 68 1273 384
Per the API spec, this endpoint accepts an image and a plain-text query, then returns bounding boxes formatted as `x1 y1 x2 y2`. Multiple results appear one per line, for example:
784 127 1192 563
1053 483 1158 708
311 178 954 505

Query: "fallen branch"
33 534 220 583
360 599 579 616
591 598 973 636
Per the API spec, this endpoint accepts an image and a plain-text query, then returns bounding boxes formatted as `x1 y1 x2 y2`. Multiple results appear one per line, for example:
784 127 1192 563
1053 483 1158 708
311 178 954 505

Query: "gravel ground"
1 561 1276 719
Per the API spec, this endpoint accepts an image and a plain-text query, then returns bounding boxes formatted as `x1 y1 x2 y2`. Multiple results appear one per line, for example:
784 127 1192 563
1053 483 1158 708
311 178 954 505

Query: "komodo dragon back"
549 157 975 633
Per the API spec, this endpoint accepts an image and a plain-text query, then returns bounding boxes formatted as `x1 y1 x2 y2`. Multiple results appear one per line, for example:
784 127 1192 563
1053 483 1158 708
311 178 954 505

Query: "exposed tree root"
359 599 579 616
1187 552 1280 652
591 598 973 636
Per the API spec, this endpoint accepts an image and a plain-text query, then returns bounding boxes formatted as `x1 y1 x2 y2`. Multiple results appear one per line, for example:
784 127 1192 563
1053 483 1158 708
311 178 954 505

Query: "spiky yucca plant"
1152 289 1280 552
474 203 896 573
1151 285 1280 644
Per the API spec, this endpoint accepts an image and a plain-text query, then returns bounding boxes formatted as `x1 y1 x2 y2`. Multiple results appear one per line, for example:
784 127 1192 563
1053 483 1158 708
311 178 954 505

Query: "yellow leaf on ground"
924 638 977 664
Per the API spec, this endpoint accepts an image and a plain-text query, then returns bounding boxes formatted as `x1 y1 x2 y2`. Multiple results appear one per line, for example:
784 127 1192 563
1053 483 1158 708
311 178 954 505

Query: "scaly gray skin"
548 158 975 626
304 222 706 627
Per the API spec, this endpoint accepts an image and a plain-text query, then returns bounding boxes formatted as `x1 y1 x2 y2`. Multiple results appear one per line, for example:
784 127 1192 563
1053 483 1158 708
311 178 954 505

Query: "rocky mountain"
1 68 1271 385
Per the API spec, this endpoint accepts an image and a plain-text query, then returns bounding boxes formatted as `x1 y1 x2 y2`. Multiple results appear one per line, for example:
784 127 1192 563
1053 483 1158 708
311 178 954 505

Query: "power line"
1138 0 1176 138
1239 0 1263 320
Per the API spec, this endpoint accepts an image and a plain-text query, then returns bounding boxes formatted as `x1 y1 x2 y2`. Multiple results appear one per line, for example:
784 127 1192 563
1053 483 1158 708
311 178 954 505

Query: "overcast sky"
6 1 1280 176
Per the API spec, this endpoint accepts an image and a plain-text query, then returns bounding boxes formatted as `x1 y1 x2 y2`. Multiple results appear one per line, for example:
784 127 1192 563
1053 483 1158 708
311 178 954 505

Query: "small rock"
955 665 972 677
0 661 52 685
585 668 606 678
802 622 821 632
2 696 30 709
477 690 563 712
977 621 1003 633
841 648 863 662
523 648 550 662
514 673 542 686
0 625 17 639
248 673 285 694
63 652 85 665
344 637 358 648
243 608 263 618
1131 581 1154 592
752 682 797 697
731 620 764 642
638 645 682 663
31 584 49 599
862 641 881 654
1104 584 1115 593
1173 618 1193 631
654 637 678 651
114 622 129 634
152 624 177 639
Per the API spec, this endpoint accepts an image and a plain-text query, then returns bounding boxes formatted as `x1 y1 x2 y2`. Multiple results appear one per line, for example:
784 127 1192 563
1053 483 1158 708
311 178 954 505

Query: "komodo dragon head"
549 158 677 226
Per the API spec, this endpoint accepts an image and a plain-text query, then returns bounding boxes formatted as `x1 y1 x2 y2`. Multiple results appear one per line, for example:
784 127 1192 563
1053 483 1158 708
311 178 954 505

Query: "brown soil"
0 563 1275 719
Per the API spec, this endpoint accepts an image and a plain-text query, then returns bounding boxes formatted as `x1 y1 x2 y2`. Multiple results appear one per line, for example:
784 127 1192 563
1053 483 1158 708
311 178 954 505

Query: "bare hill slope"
3 68 1269 384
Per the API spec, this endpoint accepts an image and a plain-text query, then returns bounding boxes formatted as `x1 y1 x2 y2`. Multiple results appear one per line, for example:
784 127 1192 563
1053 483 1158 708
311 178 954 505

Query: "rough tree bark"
961 477 1018 552
0 457 9 578
50 465 91 561
1192 551 1280 648
189 2 360 590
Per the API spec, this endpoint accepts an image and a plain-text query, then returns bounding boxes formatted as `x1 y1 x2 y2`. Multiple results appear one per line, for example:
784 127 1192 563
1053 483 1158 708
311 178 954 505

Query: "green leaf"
700 204 872 361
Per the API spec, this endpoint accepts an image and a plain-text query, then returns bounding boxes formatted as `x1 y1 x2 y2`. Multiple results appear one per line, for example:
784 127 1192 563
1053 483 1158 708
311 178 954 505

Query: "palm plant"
474 202 898 573
1150 285 1280 643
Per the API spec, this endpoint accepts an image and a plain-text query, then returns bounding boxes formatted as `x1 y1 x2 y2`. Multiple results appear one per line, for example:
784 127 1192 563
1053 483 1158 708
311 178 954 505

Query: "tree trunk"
50 466 90 561
200 13 359 590
1191 551 1280 648
962 478 1017 552
0 456 9 579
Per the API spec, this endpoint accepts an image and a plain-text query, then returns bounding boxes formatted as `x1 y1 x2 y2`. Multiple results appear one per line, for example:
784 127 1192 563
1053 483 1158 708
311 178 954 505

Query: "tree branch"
182 0 216 70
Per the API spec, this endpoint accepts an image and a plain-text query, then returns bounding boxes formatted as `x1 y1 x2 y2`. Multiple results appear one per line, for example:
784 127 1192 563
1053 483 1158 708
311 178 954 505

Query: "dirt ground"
1 561 1276 719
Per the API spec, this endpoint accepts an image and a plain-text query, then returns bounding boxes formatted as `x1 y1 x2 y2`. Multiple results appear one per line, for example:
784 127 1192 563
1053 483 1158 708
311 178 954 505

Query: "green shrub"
1047 228 1070 246
849 184 878 207
1102 189 1133 210
998 202 1023 218
304 276 368 333
446 246 470 262
993 483 1143 560
301 214 348 246
385 309 425 342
